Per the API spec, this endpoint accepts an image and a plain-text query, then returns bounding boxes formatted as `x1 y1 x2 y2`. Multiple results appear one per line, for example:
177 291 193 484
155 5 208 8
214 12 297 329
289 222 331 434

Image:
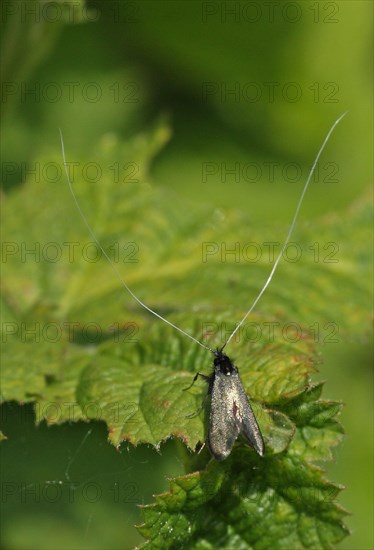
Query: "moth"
208 350 264 460
60 113 346 461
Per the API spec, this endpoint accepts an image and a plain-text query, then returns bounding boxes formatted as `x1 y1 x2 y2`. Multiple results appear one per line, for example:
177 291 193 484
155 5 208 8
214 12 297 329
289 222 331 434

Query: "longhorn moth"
60 113 346 460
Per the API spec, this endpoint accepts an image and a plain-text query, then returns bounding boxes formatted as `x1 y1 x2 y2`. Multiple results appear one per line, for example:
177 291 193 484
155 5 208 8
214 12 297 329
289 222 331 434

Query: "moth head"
213 349 235 375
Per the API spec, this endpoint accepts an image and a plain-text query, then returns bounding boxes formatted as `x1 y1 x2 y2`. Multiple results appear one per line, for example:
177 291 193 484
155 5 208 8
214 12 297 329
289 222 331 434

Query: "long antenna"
59 129 214 353
221 111 347 351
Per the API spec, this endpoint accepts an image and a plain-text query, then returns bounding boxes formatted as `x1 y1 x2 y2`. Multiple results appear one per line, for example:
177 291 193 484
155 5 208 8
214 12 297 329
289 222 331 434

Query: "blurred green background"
1 1 372 549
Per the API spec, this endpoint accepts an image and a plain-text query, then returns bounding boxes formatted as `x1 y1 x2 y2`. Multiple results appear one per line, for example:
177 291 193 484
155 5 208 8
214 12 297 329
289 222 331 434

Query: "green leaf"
278 383 345 463
126 327 345 547
73 325 312 454
137 455 349 549
2 122 365 547
76 353 202 449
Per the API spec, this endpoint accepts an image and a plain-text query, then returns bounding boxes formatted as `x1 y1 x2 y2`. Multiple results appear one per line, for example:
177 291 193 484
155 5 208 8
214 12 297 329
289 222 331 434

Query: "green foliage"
2 119 369 547
137 456 348 549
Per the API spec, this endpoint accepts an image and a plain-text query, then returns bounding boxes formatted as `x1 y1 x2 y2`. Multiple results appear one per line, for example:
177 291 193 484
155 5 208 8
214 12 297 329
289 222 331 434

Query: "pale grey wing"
208 371 265 460
239 389 265 457
233 371 265 456
207 372 242 461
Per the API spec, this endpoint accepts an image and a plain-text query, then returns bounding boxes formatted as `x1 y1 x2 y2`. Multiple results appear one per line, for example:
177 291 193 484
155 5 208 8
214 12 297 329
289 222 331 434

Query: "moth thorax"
214 351 235 375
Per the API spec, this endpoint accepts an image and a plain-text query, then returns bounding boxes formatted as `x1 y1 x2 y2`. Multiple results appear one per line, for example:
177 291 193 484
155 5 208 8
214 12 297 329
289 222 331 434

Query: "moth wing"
229 370 264 457
207 373 242 461
240 396 265 457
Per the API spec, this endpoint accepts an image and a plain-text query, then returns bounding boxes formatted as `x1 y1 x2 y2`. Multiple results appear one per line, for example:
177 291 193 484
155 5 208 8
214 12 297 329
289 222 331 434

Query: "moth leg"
197 442 206 454
184 373 211 419
185 391 210 419
183 372 210 392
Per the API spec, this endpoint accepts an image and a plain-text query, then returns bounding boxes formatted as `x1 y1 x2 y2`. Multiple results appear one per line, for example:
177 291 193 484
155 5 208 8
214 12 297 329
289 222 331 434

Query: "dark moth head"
213 350 236 375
